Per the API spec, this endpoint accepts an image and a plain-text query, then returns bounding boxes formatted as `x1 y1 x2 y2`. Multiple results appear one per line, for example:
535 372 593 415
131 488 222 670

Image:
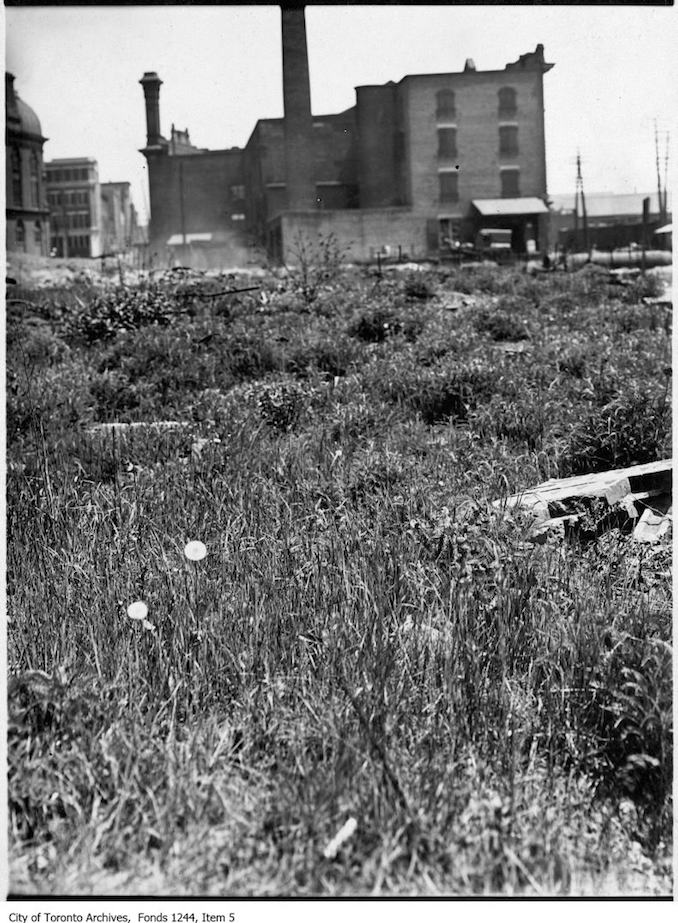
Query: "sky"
5 3 677 225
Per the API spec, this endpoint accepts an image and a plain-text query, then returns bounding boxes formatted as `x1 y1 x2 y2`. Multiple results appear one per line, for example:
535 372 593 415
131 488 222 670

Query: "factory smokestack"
140 72 163 147
281 6 316 210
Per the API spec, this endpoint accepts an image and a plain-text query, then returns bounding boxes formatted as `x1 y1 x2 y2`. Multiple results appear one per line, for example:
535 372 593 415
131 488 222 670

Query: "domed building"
6 72 50 255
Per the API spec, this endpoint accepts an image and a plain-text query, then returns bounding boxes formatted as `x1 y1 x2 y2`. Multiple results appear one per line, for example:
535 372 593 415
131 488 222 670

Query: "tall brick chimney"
140 72 163 147
281 6 316 210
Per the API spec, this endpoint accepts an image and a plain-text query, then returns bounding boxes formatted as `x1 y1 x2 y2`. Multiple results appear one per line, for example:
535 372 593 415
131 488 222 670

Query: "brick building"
5 72 50 256
46 158 103 257
141 7 553 266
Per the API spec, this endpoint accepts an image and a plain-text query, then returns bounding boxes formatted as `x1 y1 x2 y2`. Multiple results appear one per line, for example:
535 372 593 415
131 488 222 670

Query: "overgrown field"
6 259 672 895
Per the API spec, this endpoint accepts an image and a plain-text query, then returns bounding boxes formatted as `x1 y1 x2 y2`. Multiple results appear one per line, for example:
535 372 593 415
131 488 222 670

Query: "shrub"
254 379 309 431
64 284 178 343
403 274 434 301
286 232 347 306
559 391 671 475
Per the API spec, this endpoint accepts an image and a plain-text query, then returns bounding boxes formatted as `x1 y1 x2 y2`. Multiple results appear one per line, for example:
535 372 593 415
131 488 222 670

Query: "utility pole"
662 131 669 223
575 152 589 254
654 122 670 225
179 160 187 249
655 122 664 225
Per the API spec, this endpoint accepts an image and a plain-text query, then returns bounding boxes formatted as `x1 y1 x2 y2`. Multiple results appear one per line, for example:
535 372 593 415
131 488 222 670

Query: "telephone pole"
575 152 589 254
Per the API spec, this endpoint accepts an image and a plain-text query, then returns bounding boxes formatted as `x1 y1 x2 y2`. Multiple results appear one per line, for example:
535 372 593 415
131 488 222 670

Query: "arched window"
29 151 40 206
16 219 26 249
436 89 456 120
34 220 43 246
11 148 22 205
498 87 517 117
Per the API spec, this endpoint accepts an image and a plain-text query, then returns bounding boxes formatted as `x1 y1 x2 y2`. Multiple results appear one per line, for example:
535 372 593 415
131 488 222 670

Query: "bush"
286 232 346 306
254 378 309 431
64 284 178 343
403 274 434 301
559 390 671 475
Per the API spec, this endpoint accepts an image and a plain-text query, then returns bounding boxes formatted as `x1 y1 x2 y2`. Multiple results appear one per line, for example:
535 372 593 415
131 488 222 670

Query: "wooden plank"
496 460 672 513
633 502 673 543
495 460 672 543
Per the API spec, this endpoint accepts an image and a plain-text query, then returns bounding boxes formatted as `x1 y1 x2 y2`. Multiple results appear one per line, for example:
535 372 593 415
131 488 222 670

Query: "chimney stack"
5 72 18 120
140 72 163 147
281 7 316 210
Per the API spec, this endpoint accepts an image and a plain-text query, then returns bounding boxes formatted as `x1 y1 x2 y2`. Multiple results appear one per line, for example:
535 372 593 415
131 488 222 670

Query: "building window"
439 171 459 203
498 87 517 118
69 211 91 229
437 127 457 159
34 221 43 245
11 148 22 205
501 168 520 197
230 185 245 200
16 219 26 248
30 151 40 206
499 125 519 157
436 89 456 120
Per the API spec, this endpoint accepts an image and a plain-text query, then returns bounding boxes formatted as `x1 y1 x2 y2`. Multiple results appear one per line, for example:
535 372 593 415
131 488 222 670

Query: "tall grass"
6 264 672 895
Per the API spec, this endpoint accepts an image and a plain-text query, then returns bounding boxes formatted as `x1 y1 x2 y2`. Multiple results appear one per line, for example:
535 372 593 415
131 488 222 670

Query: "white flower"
323 817 358 859
127 601 148 621
184 540 207 561
142 619 156 632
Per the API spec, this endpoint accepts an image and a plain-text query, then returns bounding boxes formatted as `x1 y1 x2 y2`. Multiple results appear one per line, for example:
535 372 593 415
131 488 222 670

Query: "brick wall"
279 207 428 262
356 84 401 207
146 149 249 257
404 68 547 218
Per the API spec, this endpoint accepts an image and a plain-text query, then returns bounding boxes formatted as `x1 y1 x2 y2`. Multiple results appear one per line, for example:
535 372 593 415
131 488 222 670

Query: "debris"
87 421 191 438
494 340 530 354
495 459 672 543
323 817 358 859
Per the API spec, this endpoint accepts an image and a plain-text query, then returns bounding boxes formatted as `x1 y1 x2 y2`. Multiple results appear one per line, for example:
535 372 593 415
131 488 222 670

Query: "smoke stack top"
140 72 163 147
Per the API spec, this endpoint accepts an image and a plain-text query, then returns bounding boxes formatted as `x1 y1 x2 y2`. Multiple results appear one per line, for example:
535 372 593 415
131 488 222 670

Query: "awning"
472 197 549 217
167 232 213 246
655 223 673 234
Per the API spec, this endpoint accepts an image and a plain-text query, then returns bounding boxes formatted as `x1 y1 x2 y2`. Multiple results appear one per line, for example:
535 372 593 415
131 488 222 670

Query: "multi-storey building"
46 157 102 258
5 72 50 256
100 181 141 254
140 7 554 267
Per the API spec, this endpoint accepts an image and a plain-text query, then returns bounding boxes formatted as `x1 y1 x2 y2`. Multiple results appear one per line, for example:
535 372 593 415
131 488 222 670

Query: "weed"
287 232 347 306
6 261 672 896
